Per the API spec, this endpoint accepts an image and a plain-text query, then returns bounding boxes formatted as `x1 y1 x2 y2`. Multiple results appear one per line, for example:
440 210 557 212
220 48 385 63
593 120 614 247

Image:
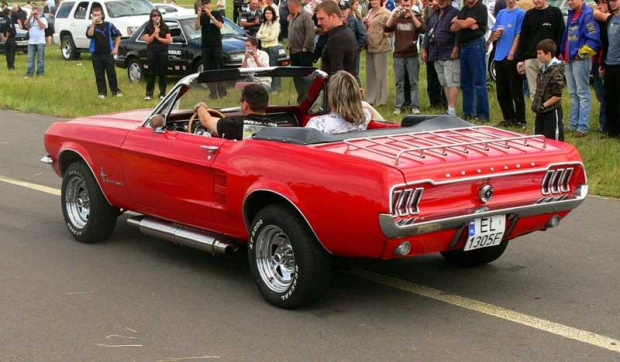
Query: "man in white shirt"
24 5 47 77
241 36 272 89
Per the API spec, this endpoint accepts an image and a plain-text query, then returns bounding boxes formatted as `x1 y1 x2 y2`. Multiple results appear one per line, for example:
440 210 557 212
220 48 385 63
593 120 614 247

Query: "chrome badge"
479 184 494 203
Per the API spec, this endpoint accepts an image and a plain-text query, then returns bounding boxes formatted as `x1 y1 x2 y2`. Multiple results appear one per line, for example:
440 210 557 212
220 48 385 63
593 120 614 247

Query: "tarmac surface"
0 110 619 361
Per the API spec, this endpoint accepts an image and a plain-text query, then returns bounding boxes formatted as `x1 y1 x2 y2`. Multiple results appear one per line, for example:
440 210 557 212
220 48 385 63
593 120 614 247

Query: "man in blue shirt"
488 0 526 127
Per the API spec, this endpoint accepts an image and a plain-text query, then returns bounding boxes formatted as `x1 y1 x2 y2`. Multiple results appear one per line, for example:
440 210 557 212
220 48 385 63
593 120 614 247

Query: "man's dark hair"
242 83 269 112
246 36 259 47
315 0 342 17
262 5 278 22
536 39 556 55
202 0 211 5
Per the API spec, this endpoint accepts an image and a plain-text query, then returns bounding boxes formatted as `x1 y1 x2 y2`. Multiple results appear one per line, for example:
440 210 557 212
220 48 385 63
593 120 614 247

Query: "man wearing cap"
315 0 358 75
341 0 367 84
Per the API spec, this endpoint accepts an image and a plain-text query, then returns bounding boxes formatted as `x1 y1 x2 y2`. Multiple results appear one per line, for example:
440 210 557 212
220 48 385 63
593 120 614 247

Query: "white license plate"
16 41 28 46
464 215 506 251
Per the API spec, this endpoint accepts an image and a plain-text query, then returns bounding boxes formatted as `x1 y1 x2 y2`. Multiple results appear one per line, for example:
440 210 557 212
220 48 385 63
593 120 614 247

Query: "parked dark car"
0 28 29 54
115 14 290 82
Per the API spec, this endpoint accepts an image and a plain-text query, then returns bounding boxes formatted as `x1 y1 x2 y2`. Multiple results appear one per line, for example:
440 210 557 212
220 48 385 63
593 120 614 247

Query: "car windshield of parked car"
106 0 153 18
179 17 243 41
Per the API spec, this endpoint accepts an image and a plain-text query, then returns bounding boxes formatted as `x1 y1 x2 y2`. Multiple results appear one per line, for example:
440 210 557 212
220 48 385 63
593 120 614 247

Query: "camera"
398 6 406 17
248 49 254 55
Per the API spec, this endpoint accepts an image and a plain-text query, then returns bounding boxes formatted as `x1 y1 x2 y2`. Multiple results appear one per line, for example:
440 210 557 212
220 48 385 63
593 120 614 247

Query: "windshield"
105 0 153 18
179 17 244 41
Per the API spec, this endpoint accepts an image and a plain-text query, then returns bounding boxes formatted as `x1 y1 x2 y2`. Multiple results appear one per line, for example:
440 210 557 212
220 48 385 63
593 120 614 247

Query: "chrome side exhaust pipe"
127 216 237 256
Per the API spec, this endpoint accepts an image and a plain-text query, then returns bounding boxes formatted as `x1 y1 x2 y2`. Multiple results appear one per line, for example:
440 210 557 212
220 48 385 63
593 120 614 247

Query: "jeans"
354 50 362 86
146 48 168 98
565 58 592 134
459 38 489 119
265 46 281 90
91 52 121 96
394 56 420 109
27 43 45 76
592 58 606 132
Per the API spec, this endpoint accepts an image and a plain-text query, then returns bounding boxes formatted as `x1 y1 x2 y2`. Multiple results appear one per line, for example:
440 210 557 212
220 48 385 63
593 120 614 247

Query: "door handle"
200 145 219 160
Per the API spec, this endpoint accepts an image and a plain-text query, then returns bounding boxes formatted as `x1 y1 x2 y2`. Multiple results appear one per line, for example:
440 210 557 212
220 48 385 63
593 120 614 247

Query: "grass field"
0 2 618 197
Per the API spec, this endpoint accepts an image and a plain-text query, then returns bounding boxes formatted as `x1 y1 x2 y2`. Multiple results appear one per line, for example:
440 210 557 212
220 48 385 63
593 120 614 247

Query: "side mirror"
150 114 165 130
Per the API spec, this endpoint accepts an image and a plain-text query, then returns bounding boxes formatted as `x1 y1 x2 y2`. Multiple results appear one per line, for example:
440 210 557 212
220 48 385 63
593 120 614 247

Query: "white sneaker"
115 93 123 97
98 95 105 99
144 96 152 101
393 109 402 116
411 107 421 115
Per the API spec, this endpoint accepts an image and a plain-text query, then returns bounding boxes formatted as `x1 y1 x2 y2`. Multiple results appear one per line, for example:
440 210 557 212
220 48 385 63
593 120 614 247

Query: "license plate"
464 215 506 251
16 41 28 46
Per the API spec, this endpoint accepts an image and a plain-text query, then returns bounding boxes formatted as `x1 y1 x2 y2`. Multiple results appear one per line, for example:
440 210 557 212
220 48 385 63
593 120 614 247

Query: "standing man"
316 0 358 76
195 0 226 98
279 0 289 40
516 0 564 100
288 0 315 102
24 5 46 78
386 0 425 115
423 0 448 109
424 0 459 116
341 0 367 85
86 7 122 97
451 0 490 122
560 0 600 137
1 8 16 70
488 0 526 127
599 0 620 138
241 0 262 36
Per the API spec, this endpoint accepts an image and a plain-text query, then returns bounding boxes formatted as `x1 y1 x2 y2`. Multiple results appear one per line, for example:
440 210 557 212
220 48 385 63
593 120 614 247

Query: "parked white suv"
53 0 153 60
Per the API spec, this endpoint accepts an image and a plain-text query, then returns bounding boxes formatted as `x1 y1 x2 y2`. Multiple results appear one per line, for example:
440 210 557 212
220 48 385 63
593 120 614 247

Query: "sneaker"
575 130 587 138
393 109 402 116
144 96 152 101
115 92 123 98
498 120 515 128
98 94 106 99
477 118 490 124
515 121 527 129
410 107 421 115
446 109 457 117
159 94 165 100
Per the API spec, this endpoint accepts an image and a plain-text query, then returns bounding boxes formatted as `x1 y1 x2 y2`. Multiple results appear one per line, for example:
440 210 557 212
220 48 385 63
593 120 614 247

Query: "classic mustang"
42 67 588 308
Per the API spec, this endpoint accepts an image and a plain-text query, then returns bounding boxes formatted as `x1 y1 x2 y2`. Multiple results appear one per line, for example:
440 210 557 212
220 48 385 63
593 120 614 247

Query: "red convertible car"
42 67 588 308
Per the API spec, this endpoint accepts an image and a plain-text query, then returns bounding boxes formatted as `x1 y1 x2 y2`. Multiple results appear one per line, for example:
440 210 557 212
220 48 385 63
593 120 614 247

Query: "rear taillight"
541 168 574 195
391 187 424 217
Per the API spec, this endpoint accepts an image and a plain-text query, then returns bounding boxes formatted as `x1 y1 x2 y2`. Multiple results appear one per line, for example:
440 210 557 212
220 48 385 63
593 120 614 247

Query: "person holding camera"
241 0 262 36
242 36 272 89
385 0 424 115
195 0 226 98
86 7 122 98
144 9 171 101
24 5 47 77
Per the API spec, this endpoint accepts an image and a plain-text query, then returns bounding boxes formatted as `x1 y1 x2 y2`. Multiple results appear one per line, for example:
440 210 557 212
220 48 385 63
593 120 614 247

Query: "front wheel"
127 58 143 83
61 35 79 60
440 241 509 267
61 162 118 243
248 204 332 309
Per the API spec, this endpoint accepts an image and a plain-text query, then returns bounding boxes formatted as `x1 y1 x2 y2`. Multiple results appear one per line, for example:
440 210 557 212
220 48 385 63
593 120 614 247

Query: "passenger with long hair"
305 71 371 134
144 9 172 100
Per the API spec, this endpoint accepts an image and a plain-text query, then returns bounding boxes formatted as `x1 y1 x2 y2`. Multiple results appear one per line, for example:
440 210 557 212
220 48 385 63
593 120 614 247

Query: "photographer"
144 9 171 101
242 36 271 90
195 0 226 98
385 0 424 115
24 5 47 77
86 7 122 98
241 0 262 36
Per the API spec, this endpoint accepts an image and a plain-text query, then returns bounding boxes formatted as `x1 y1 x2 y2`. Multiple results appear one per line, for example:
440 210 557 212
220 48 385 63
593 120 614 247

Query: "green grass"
1 2 619 198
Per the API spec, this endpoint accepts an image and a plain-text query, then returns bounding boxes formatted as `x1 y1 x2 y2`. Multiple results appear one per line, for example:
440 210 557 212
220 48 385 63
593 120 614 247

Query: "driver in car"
193 83 277 140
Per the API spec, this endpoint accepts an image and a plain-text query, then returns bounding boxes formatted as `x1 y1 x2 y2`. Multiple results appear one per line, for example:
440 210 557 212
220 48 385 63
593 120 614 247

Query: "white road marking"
1 174 619 354
352 270 620 354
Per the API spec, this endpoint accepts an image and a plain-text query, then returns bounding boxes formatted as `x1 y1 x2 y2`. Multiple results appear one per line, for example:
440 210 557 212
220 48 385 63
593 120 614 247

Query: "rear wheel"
61 162 118 243
61 35 79 60
127 58 143 83
248 204 332 309
440 241 509 267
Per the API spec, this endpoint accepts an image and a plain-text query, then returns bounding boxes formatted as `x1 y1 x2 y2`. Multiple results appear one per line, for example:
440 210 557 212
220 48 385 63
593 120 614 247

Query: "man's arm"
195 12 202 30
302 14 315 52
112 34 121 54
450 17 477 32
327 40 344 73
195 102 221 135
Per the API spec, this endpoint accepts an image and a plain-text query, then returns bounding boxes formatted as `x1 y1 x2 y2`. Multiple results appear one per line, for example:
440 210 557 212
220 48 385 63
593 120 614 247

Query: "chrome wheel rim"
128 62 142 82
65 176 90 229
62 40 71 59
255 225 297 293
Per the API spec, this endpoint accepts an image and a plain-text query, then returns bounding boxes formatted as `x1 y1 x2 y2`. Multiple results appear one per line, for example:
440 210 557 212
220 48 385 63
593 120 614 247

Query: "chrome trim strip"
58 149 113 206
560 168 573 193
243 189 332 254
379 189 588 238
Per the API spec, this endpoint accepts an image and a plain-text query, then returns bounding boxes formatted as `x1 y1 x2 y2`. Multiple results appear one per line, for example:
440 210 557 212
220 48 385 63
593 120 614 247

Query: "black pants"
279 17 289 40
495 59 525 123
5 39 16 69
604 65 620 137
426 60 447 108
146 48 168 98
91 52 120 96
233 5 241 24
291 51 314 103
535 107 564 141
201 46 226 97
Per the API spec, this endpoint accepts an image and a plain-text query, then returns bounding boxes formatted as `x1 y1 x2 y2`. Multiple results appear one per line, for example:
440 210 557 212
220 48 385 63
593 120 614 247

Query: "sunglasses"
152 14 161 17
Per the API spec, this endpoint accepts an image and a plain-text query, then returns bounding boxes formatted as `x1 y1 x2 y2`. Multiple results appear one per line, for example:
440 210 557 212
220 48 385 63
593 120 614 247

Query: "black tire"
194 60 204 73
488 46 496 81
248 204 332 309
441 241 509 267
127 57 143 83
61 162 118 243
61 35 79 60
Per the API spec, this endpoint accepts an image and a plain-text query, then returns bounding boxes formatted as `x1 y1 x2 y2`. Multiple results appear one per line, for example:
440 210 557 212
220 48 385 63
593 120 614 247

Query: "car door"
70 1 91 49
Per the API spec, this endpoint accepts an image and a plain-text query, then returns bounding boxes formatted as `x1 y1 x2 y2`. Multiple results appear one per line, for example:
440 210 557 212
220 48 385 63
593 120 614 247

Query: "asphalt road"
0 110 619 361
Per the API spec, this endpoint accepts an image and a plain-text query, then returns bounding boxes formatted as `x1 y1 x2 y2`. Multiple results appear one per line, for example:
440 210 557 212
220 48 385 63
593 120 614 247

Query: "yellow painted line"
2 174 619 353
0 174 61 196
352 270 620 354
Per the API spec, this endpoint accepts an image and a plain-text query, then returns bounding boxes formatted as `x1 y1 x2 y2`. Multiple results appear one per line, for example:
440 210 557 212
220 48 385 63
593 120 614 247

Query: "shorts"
435 60 460 88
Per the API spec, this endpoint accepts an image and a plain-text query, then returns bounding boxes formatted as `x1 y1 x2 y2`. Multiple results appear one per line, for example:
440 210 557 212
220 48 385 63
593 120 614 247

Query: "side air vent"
541 168 574 195
391 187 424 217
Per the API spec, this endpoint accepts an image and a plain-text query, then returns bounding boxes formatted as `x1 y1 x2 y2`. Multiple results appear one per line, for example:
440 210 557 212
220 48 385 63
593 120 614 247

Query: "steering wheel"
187 108 226 136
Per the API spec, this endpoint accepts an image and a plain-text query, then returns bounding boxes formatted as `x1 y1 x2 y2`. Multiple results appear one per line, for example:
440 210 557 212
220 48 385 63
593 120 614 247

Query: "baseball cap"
339 0 350 9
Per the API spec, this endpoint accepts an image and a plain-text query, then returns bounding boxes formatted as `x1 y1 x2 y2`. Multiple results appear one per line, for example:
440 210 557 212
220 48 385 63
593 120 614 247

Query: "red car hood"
67 109 152 129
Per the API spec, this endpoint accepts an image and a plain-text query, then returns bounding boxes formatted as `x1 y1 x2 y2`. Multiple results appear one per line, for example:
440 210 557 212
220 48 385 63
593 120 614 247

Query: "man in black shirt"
451 0 489 121
1 8 16 69
315 0 357 76
195 0 226 98
86 7 122 98
241 0 262 35
194 84 275 140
